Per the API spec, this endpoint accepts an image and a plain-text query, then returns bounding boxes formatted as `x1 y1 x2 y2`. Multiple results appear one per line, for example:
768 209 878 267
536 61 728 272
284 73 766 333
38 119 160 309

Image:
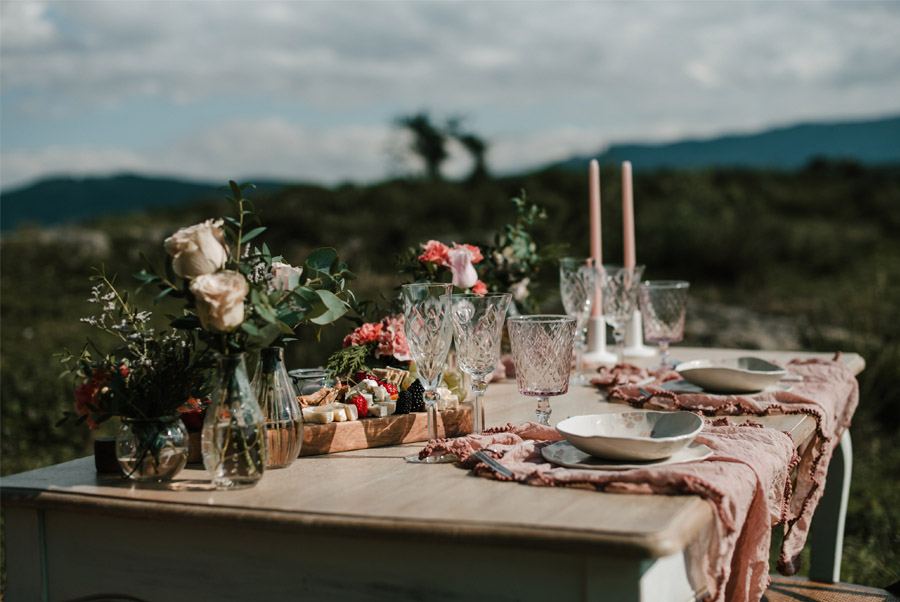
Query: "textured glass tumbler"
639 280 690 370
600 265 645 363
451 293 512 434
401 283 454 463
559 257 597 385
507 315 576 426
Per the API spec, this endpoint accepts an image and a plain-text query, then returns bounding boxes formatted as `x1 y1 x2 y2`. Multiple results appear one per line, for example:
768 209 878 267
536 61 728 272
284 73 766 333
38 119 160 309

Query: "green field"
1 162 898 587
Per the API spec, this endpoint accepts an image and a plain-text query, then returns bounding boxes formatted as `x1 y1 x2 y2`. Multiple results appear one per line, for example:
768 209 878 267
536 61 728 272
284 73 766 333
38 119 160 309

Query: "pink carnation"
375 315 411 362
457 243 483 264
342 321 383 347
472 280 488 295
418 240 450 266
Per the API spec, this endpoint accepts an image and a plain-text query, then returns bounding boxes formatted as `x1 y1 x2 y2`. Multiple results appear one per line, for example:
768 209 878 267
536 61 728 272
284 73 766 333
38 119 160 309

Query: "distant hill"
4 114 899 230
0 174 290 231
557 114 900 171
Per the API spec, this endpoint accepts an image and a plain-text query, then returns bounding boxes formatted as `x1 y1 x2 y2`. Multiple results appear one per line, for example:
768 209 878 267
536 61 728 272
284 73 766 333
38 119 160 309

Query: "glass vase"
252 346 303 469
116 416 189 482
202 353 266 489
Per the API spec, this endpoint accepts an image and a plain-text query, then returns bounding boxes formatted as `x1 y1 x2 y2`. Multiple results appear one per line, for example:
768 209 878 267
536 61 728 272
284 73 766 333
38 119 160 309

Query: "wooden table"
1 348 863 602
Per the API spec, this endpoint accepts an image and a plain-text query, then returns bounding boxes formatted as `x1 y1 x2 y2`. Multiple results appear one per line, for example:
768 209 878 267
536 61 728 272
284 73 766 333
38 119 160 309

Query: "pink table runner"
421 357 858 602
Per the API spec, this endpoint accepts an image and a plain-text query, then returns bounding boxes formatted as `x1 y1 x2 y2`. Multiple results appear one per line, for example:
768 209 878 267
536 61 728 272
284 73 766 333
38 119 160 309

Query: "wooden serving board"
300 403 473 456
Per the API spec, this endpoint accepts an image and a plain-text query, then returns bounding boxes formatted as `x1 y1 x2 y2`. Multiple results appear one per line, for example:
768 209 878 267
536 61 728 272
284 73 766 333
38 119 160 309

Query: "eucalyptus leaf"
309 289 348 325
305 248 337 272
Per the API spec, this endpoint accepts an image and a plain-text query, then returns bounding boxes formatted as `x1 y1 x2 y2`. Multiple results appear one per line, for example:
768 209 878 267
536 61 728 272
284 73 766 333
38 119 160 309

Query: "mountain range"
2 114 899 231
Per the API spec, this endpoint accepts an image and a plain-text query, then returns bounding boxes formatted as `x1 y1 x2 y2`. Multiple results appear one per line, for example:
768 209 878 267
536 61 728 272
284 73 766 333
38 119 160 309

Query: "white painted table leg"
809 430 853 583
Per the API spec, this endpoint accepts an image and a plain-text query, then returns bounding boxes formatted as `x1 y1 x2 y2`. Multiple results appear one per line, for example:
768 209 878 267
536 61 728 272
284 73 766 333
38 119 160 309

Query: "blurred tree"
448 117 490 183
396 112 449 181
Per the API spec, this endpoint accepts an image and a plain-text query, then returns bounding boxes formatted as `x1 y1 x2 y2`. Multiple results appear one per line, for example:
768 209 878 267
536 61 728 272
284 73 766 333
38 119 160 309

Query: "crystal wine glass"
507 315 576 426
559 257 597 385
599 265 645 363
451 293 512 434
639 280 690 370
401 282 454 463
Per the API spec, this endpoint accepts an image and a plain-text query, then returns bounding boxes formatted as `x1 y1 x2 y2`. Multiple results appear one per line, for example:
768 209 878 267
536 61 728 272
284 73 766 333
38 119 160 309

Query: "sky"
2 0 900 191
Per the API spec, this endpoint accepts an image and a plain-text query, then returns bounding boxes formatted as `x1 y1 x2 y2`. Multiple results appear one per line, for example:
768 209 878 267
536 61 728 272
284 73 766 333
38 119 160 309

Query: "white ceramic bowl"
676 357 787 393
555 412 704 461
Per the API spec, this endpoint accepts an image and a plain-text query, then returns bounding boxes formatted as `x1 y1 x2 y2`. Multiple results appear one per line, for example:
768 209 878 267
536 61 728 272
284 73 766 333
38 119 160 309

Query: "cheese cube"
302 407 333 424
367 404 389 418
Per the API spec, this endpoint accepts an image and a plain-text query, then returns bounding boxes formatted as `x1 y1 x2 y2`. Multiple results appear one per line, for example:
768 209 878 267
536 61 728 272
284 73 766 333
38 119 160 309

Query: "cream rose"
190 271 249 332
164 219 228 279
270 261 303 291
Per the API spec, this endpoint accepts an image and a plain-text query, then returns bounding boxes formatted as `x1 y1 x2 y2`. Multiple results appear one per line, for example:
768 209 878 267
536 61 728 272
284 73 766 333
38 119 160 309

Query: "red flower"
73 369 109 430
118 363 130 378
418 240 450 266
472 280 488 296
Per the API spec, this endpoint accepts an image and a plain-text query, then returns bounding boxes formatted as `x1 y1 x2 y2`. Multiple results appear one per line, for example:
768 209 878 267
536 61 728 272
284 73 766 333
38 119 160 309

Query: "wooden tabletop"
0 347 864 559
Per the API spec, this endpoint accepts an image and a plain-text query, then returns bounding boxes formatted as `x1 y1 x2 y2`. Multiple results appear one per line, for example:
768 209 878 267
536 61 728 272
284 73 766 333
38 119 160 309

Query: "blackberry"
407 379 426 412
394 391 412 415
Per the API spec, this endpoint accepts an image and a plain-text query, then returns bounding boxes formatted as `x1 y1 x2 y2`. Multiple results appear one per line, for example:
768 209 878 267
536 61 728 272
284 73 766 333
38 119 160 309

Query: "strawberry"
349 393 368 418
382 382 399 400
353 371 375 384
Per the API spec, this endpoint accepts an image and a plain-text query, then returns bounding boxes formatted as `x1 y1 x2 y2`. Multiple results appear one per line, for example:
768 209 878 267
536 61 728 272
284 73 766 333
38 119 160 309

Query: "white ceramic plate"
675 357 787 393
541 440 712 471
660 380 792 395
555 411 703 461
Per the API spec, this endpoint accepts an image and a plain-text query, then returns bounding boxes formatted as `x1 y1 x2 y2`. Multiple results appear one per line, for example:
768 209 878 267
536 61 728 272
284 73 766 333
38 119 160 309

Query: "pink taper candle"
622 160 636 269
589 159 602 317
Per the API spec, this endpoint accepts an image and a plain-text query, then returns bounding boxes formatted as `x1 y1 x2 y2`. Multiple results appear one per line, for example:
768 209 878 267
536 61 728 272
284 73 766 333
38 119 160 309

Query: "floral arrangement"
59 270 211 429
399 192 545 309
137 181 355 353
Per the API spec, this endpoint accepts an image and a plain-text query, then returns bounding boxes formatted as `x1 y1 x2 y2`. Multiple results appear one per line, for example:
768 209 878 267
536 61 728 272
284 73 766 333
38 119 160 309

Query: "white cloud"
2 1 900 188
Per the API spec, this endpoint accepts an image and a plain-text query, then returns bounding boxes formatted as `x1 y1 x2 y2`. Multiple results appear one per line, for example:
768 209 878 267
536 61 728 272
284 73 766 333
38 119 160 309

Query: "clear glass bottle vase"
202 353 266 489
252 346 303 469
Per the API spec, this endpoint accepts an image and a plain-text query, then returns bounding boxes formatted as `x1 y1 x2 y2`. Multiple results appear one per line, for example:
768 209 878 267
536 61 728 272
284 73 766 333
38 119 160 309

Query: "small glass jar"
116 416 189 482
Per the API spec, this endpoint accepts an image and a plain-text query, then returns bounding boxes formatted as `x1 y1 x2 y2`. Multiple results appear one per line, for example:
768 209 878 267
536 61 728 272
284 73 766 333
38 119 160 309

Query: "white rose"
511 277 531 302
270 261 304 291
189 271 249 332
164 219 228 279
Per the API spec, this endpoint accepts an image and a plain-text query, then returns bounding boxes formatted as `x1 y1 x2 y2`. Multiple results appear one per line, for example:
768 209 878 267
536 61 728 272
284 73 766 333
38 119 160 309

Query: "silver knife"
472 450 514 479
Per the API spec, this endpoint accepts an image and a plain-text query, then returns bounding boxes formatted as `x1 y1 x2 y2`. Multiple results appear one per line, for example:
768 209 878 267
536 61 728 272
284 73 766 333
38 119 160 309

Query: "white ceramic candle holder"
623 309 657 358
584 316 617 365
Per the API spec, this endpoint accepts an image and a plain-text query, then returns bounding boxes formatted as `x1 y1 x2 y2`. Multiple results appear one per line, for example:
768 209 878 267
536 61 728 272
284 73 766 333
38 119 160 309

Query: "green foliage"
326 344 372 380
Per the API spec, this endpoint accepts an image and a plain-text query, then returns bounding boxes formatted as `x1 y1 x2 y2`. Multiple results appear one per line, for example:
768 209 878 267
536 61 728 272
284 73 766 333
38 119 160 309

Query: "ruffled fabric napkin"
420 357 858 602
608 357 858 576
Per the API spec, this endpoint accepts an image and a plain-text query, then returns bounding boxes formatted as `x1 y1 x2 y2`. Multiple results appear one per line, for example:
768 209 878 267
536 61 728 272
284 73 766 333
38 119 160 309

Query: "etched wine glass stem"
613 324 626 364
573 328 586 383
470 377 489 434
535 396 551 426
657 339 671 370
424 388 441 441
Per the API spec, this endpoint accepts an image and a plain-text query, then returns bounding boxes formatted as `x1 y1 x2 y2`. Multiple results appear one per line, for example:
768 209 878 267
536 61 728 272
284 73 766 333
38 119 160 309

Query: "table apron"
4 506 701 602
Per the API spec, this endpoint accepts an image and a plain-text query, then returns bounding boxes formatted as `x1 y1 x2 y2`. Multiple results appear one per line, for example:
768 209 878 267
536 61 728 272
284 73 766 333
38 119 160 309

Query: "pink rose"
447 246 479 289
418 240 450 266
